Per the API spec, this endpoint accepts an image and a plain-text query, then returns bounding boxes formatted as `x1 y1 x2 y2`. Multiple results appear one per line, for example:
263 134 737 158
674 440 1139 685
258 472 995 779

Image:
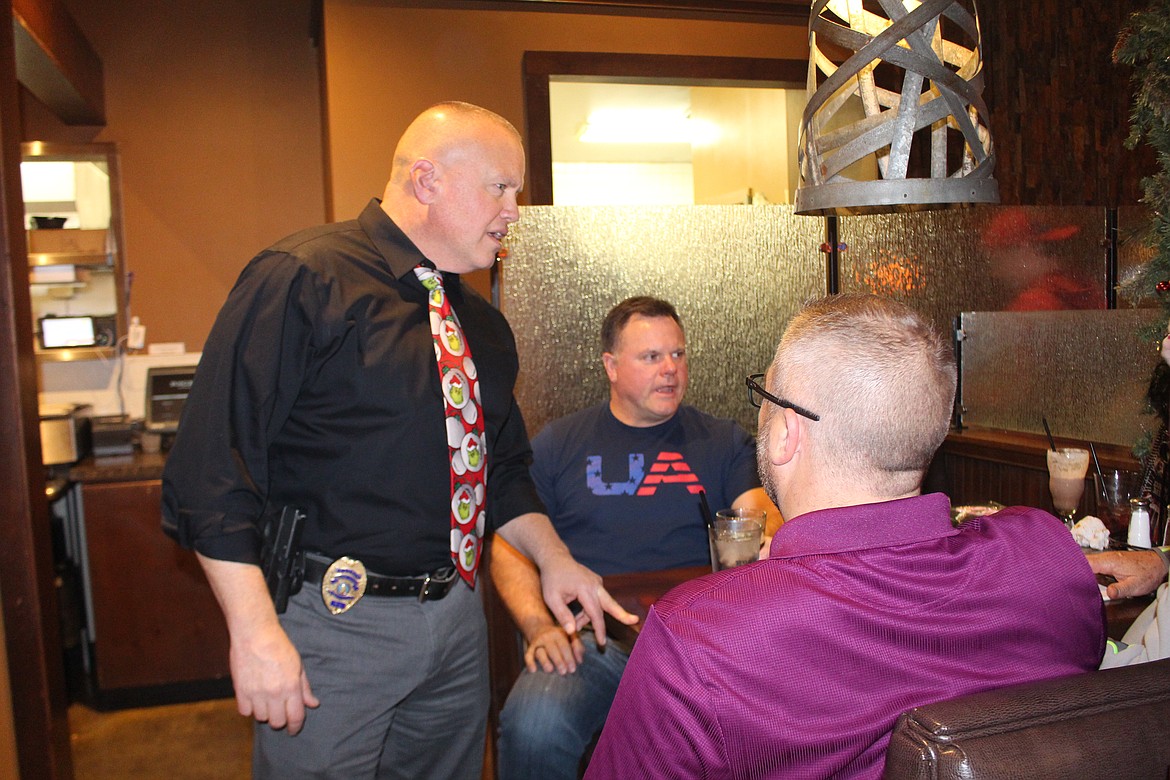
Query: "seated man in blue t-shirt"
492 296 778 780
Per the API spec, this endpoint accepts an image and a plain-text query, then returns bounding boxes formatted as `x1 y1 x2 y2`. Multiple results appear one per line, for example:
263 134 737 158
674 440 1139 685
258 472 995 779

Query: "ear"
764 407 803 468
602 352 618 383
410 159 439 204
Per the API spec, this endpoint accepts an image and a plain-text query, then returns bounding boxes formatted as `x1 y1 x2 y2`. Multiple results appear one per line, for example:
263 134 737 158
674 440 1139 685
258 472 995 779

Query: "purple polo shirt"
586 493 1106 779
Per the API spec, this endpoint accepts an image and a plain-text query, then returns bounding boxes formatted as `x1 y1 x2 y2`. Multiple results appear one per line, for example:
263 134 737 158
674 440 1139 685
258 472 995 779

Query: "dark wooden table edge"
943 427 1139 472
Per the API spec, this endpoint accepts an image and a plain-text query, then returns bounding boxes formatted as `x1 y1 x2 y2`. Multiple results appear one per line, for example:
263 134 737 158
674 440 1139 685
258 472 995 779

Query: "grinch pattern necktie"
414 265 486 588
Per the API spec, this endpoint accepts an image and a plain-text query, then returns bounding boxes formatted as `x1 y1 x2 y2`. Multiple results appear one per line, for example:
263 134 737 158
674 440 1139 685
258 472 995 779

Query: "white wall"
552 162 694 205
38 352 202 420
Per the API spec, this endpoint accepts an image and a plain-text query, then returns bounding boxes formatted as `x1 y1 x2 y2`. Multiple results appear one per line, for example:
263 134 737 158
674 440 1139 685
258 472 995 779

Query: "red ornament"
1157 280 1170 294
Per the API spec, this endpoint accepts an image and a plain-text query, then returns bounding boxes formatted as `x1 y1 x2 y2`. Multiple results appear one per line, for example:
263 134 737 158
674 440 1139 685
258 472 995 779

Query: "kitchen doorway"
549 80 805 206
523 51 807 205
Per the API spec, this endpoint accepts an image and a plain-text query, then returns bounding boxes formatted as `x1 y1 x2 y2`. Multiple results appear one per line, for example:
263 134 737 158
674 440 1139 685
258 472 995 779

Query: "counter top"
45 474 71 502
69 450 167 483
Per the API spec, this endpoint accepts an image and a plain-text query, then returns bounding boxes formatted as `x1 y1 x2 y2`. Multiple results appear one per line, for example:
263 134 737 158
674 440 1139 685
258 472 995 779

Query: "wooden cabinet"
79 479 230 704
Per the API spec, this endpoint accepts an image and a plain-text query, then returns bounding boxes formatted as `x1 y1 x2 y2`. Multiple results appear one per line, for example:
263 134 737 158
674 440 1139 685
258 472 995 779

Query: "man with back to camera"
585 293 1105 779
492 296 779 779
161 101 634 779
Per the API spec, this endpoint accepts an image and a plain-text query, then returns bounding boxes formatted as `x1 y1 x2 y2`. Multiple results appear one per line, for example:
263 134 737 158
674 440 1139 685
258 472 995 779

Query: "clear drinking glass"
1094 469 1144 538
1046 448 1090 528
709 509 765 571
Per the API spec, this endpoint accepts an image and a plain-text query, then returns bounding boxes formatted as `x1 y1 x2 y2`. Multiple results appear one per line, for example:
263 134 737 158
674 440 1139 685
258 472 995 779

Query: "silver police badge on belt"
321 556 367 615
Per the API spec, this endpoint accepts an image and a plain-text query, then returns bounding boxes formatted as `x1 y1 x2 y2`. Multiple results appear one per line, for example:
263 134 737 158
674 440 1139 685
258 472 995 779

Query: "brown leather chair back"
883 659 1170 780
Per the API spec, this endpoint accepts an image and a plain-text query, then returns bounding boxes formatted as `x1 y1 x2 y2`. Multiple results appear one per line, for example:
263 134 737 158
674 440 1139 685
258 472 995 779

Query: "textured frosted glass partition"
959 309 1163 446
1118 205 1158 310
839 206 1108 339
500 205 1158 448
502 206 826 436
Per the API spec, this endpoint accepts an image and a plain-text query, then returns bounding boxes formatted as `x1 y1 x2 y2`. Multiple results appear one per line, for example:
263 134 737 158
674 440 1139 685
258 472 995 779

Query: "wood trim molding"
398 0 808 24
0 1 75 776
942 427 1139 472
521 50 807 204
11 0 104 125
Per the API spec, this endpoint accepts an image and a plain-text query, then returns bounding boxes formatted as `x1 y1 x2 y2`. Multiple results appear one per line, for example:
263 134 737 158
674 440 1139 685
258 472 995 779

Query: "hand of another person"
538 549 638 648
524 624 586 675
1088 549 1169 600
229 619 320 735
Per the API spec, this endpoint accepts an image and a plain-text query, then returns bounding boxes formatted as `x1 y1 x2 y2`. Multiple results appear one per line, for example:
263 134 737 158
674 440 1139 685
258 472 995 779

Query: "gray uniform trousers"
253 577 489 779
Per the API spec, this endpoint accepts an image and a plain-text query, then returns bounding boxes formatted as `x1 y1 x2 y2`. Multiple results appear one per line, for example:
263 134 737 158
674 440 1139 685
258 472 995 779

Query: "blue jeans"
496 632 630 780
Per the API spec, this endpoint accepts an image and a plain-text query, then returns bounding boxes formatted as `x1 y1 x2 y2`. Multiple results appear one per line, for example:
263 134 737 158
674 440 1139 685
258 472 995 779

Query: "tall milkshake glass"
1046 447 1090 529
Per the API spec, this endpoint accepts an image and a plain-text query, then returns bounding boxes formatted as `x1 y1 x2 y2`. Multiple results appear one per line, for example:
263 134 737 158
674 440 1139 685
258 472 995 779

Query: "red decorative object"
1157 280 1170 294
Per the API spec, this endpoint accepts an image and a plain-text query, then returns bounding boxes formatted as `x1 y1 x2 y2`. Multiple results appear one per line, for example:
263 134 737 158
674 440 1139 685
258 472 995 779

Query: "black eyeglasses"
745 374 820 421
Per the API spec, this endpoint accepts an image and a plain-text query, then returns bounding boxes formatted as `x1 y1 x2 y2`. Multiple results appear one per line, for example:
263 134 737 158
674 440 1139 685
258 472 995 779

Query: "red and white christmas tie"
415 265 486 588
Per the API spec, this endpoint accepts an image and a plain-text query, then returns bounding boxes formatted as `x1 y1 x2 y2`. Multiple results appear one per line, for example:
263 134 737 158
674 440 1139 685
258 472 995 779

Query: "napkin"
1072 515 1110 550
1100 582 1170 669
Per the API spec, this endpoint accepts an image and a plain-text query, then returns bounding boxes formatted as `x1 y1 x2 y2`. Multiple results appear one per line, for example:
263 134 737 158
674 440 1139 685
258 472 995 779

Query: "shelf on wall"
28 252 113 268
34 346 117 363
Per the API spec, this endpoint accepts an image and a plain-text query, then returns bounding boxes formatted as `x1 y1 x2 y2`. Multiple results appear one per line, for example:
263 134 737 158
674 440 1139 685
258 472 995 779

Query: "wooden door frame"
0 2 75 777
521 50 807 204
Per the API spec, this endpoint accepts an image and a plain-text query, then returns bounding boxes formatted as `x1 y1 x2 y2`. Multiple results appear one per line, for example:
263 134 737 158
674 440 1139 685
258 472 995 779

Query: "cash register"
143 365 197 438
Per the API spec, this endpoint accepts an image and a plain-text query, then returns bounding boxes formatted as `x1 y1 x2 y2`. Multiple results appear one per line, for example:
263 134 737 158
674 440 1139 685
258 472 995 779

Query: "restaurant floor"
69 699 499 779
69 698 251 779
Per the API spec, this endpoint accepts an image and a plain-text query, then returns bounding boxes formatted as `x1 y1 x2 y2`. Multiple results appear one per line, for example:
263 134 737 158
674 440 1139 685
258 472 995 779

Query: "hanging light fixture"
794 0 999 216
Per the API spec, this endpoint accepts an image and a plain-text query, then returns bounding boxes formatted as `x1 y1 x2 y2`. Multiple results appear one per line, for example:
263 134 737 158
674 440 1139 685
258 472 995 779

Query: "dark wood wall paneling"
981 0 1154 206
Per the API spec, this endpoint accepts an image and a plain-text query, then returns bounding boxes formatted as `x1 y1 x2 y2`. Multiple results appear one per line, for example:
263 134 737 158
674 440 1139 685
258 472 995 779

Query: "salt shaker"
1128 497 1152 548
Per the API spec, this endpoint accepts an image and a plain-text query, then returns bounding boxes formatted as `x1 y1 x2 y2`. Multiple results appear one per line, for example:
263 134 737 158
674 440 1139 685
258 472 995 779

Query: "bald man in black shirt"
163 101 634 779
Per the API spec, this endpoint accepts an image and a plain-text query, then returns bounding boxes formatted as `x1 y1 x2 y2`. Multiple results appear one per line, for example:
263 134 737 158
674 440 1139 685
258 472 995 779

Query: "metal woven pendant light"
794 0 999 216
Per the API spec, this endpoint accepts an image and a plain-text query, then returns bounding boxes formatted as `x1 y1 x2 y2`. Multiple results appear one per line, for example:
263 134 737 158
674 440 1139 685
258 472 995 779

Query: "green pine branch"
1115 0 1170 454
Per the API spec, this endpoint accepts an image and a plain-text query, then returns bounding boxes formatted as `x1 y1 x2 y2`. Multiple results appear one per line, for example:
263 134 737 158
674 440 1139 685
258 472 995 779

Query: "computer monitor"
144 365 197 433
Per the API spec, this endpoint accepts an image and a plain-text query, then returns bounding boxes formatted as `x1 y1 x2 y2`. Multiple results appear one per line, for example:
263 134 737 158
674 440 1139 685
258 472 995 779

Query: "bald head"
382 102 525 274
390 102 522 188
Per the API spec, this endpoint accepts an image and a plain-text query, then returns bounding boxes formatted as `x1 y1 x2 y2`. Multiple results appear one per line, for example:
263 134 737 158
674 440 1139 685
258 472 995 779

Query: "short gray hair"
768 294 956 493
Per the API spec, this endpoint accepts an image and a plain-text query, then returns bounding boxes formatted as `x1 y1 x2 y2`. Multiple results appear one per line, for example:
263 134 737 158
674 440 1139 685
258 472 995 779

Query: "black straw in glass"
1089 442 1108 501
1041 417 1057 452
699 489 715 531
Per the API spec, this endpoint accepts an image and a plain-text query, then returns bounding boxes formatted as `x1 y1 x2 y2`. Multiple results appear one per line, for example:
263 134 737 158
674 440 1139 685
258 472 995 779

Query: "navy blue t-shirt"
531 403 761 575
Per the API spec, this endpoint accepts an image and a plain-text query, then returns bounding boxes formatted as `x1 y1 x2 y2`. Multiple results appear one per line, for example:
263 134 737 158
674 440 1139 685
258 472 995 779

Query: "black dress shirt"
162 199 544 575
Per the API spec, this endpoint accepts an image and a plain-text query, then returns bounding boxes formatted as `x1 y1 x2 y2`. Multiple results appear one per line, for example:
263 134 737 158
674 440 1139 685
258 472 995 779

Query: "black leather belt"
302 553 458 602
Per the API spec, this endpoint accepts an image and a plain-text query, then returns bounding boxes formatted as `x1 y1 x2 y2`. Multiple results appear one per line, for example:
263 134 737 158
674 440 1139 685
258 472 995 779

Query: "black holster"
259 506 306 614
